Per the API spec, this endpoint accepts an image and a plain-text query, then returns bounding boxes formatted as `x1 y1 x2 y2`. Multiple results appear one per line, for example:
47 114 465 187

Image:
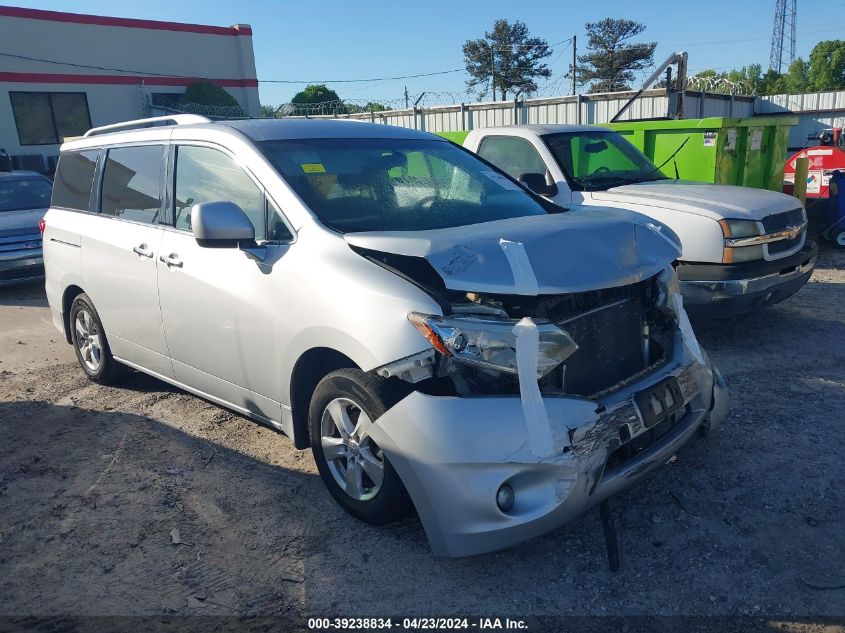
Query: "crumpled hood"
0 208 45 237
590 180 801 221
345 208 680 296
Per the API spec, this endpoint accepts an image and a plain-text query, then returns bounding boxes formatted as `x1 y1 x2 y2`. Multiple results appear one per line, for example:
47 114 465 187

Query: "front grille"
0 264 44 282
761 208 805 256
560 297 646 396
529 275 672 397
0 235 41 255
762 208 804 233
768 234 803 254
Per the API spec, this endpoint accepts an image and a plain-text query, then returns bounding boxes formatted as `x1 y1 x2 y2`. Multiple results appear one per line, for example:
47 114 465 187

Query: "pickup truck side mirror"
518 172 558 197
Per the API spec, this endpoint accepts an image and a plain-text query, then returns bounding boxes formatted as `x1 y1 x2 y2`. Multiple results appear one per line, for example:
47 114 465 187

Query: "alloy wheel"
75 309 102 372
320 397 385 501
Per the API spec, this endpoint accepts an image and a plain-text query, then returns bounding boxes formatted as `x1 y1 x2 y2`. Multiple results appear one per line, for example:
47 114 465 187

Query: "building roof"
0 6 251 37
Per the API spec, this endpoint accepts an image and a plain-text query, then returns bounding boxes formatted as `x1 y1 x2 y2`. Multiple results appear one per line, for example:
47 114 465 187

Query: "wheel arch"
289 347 359 449
61 284 85 344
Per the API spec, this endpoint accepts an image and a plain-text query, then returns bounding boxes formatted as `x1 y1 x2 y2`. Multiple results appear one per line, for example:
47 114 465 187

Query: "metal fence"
288 89 757 131
757 90 845 149
288 87 845 150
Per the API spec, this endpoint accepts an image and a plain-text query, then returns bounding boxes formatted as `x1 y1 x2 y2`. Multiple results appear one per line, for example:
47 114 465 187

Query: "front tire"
69 293 126 385
834 230 845 249
309 368 412 525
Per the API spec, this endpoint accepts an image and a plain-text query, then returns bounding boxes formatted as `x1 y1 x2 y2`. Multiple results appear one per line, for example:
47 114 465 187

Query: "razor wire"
274 91 472 117
684 75 753 95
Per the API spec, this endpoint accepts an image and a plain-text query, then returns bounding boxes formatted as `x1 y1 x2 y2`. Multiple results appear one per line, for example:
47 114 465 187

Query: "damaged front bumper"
367 332 728 558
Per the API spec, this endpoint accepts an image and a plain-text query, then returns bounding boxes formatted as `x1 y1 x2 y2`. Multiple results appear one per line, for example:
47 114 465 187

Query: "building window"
9 92 92 146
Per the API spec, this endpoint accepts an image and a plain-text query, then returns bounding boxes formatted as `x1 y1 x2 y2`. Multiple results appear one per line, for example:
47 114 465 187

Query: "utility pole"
404 86 409 109
490 46 495 101
571 35 577 96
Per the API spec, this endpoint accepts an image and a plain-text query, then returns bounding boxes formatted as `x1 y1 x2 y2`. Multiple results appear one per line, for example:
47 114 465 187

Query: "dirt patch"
0 247 843 620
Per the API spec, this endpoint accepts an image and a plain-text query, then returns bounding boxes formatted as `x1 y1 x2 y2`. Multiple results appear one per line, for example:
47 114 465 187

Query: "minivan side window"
52 150 98 211
100 145 165 224
477 136 547 181
174 146 265 241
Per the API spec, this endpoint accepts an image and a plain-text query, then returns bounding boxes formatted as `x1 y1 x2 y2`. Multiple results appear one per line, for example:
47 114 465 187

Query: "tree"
783 58 810 93
577 18 656 93
179 81 243 112
259 104 277 118
291 84 342 115
463 19 551 100
808 40 845 91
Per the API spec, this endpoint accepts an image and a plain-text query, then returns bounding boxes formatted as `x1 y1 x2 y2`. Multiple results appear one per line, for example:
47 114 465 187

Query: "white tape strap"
513 318 555 456
499 239 539 296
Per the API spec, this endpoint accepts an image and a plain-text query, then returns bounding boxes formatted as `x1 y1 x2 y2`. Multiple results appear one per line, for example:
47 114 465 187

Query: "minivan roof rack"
83 114 211 138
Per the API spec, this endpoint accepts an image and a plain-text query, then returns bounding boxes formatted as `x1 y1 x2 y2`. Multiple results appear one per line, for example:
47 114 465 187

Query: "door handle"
159 253 183 268
132 244 154 258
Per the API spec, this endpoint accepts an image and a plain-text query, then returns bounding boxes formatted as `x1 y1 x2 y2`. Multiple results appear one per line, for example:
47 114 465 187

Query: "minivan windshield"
259 138 547 232
0 176 53 212
544 131 669 191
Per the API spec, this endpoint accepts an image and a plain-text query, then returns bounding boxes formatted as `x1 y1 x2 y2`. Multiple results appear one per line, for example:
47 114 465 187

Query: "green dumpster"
603 116 797 192
436 131 470 145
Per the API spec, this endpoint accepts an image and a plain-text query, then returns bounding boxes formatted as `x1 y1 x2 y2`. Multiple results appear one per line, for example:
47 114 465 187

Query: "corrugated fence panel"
282 90 843 146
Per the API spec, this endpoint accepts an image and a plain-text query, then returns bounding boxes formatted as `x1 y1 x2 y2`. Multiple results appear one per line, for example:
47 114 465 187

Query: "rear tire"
69 293 126 385
309 368 412 525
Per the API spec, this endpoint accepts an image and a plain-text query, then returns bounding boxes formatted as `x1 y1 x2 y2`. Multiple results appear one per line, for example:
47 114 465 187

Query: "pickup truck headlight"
408 313 578 379
719 219 764 263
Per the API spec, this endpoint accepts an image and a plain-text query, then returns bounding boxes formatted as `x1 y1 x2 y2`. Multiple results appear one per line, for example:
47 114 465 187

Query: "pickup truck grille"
762 208 805 256
762 208 804 233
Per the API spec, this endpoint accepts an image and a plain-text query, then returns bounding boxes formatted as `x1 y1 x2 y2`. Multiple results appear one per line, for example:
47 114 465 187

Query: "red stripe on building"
0 6 252 36
0 72 259 87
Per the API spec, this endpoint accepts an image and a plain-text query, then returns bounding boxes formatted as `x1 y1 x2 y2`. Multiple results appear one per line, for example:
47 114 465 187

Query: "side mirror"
191 201 254 247
518 172 558 197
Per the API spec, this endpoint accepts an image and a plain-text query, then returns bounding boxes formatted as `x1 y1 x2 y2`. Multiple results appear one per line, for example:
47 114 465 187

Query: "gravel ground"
0 245 843 626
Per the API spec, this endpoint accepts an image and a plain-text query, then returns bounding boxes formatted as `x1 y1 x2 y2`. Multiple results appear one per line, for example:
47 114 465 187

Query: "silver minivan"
44 115 728 557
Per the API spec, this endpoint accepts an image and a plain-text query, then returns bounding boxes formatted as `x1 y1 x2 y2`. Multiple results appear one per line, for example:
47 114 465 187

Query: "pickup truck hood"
345 208 680 296
589 180 801 221
0 208 45 238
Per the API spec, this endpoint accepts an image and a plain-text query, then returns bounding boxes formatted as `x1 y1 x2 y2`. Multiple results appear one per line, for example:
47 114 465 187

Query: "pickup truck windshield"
0 176 53 212
543 131 669 191
259 138 547 232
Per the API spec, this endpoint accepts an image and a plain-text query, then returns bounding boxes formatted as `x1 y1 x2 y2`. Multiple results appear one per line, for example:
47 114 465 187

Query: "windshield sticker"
482 171 522 191
703 131 717 147
301 163 326 173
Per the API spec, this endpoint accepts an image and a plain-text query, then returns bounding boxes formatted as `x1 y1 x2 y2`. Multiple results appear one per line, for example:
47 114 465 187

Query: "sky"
9 0 845 107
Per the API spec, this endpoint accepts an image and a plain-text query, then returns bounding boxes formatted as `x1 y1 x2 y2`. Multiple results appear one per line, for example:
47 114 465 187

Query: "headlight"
408 312 578 379
719 218 760 238
719 219 764 263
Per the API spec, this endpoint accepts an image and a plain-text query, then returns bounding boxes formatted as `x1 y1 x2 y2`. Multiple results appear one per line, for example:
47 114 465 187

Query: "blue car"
0 170 52 286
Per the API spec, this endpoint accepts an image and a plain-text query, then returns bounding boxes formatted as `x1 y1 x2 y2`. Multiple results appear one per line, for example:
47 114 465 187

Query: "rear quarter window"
52 150 98 211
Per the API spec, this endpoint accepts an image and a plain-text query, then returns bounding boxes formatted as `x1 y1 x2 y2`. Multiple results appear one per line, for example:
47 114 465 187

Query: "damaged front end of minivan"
349 210 729 558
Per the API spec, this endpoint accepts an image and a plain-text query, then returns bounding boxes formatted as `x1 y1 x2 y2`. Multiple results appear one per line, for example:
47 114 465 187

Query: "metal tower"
769 0 798 73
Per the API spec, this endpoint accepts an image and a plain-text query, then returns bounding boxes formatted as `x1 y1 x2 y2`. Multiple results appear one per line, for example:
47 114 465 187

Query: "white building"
0 6 260 171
